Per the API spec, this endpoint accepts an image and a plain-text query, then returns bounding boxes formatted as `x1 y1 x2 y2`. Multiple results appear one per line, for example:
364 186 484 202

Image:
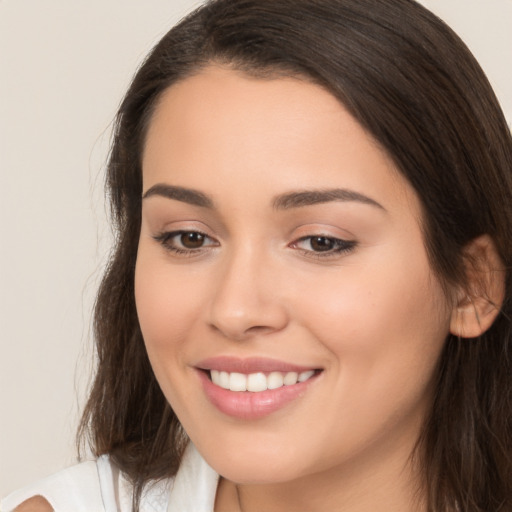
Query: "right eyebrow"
272 188 386 211
142 184 214 209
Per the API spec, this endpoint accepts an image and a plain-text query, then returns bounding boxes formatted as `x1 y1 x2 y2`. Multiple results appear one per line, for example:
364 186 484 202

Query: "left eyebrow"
142 184 214 208
272 188 386 211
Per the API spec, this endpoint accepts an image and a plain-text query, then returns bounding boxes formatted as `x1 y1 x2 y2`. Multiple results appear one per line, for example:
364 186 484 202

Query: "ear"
450 235 505 339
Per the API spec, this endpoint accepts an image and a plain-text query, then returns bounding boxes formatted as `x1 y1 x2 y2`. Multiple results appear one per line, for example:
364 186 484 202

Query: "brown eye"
309 236 335 252
291 235 357 258
180 232 206 248
153 230 217 254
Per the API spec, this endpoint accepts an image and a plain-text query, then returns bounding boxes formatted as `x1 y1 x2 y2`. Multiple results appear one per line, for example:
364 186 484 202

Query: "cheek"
134 252 205 371
284 260 451 468
294 251 451 397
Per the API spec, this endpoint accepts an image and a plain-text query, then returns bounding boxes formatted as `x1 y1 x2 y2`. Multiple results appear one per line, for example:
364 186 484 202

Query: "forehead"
142 65 418 217
144 66 352 159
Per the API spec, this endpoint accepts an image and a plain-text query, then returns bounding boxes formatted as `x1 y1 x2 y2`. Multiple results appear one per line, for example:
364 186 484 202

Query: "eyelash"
291 235 357 259
153 230 217 256
153 231 357 259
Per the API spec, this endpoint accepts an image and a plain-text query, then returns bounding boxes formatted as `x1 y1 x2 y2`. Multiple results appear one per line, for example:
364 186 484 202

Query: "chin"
195 436 315 484
215 460 304 485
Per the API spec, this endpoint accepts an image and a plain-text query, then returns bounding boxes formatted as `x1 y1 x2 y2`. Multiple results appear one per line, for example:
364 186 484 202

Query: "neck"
215 436 426 512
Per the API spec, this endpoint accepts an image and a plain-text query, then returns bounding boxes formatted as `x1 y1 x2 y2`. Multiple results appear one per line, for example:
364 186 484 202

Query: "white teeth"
219 371 230 389
267 371 284 390
247 372 267 392
298 370 315 382
210 369 316 392
211 370 230 388
229 372 247 391
283 371 298 385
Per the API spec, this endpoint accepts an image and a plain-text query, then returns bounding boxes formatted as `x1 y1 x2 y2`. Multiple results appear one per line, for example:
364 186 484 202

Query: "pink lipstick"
196 357 322 420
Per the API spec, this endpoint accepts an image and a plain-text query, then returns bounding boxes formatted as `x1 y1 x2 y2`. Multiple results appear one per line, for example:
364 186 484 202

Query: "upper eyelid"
289 221 355 237
153 223 216 238
292 235 356 247
294 232 351 240
157 230 217 243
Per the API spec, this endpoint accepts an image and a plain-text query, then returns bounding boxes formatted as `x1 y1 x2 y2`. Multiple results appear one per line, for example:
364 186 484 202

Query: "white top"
0 443 219 512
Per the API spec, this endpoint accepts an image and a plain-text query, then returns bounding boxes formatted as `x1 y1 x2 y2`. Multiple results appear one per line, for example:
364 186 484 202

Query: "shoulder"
1 455 175 512
1 458 108 512
13 496 53 512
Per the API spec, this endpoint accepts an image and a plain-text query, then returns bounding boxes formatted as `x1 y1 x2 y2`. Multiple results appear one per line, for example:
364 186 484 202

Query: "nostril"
208 319 284 341
246 325 274 334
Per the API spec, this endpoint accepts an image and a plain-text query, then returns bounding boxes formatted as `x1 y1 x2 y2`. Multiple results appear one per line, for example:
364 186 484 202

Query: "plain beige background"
1 0 511 498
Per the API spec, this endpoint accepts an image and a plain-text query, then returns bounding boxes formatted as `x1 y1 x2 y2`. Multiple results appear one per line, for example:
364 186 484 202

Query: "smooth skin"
135 66 504 512
14 496 52 511
16 67 503 512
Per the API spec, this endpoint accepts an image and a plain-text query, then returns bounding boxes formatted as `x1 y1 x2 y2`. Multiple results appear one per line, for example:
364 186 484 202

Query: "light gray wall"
1 0 510 497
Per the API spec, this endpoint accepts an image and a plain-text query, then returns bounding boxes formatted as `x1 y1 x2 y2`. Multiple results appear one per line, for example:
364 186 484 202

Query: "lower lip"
197 370 320 420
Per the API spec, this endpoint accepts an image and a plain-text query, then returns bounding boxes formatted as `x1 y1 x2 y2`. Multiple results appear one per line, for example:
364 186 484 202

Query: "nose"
207 248 289 341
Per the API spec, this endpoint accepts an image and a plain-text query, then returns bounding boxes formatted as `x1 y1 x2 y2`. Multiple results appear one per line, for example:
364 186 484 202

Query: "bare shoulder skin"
14 496 53 512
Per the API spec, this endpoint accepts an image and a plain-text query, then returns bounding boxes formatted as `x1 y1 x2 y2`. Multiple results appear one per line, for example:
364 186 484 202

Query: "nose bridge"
208 242 288 340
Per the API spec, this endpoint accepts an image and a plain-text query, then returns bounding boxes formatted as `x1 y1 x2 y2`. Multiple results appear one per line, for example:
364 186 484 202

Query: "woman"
3 0 512 510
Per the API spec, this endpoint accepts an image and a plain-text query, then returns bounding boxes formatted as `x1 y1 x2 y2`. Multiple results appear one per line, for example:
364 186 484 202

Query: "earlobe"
449 235 505 339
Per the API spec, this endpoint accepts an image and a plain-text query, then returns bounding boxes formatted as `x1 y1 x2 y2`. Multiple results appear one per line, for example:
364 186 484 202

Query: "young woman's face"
135 66 453 484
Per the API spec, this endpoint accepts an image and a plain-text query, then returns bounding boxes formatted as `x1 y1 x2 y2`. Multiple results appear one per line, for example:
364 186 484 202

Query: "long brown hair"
79 1 512 510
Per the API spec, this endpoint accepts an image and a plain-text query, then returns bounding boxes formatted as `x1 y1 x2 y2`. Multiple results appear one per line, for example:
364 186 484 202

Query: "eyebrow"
272 188 385 211
142 183 385 212
142 184 214 208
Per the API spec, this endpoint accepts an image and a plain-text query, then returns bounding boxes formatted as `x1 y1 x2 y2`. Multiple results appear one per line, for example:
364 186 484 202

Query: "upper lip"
195 356 321 374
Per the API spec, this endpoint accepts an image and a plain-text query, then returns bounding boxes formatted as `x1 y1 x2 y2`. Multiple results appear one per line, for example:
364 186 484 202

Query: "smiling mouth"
208 369 320 392
197 360 323 419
